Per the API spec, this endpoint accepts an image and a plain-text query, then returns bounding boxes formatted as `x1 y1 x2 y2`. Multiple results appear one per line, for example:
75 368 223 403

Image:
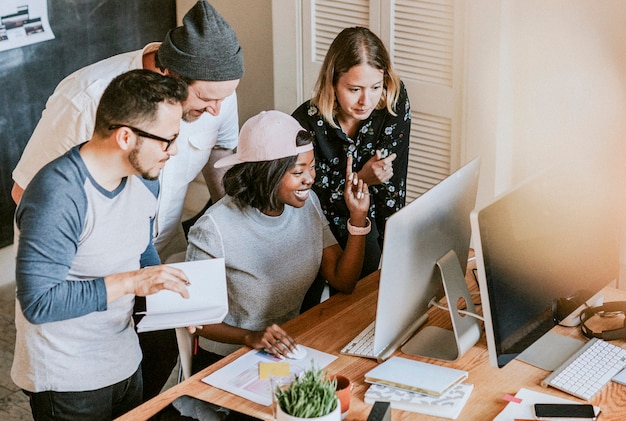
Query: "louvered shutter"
302 0 465 202
392 0 462 201
302 0 372 96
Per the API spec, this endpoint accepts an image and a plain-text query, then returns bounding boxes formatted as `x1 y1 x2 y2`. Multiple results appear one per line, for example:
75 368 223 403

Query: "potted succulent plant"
274 365 341 420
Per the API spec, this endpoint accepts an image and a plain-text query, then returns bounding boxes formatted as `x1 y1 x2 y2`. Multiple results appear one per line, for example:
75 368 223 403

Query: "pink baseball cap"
214 110 313 168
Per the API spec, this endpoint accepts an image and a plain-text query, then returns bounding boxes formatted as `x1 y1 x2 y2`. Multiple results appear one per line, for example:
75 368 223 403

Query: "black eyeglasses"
109 124 177 151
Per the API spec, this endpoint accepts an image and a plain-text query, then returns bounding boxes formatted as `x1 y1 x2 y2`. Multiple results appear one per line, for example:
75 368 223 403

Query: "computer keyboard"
341 321 376 358
541 337 626 400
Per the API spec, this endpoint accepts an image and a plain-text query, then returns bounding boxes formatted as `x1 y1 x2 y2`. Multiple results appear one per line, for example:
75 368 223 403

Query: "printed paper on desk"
136 258 228 333
202 346 337 406
493 388 600 421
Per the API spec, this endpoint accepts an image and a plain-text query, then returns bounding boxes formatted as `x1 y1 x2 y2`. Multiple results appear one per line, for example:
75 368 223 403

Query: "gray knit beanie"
157 1 244 81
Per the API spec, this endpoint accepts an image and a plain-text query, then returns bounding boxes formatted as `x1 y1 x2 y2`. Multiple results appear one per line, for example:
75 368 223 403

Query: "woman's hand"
357 150 397 186
185 323 298 359
319 155 370 294
245 324 298 359
344 155 370 221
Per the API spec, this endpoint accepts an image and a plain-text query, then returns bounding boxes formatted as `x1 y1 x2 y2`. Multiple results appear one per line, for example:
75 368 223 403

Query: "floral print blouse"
292 81 411 248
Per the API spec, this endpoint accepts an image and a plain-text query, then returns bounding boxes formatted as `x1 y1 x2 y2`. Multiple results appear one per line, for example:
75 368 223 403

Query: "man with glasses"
10 0 243 400
12 70 191 420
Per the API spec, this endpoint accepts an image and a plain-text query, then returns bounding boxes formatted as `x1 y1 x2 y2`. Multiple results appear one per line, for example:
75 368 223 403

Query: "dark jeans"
138 328 179 401
134 297 179 401
26 367 142 421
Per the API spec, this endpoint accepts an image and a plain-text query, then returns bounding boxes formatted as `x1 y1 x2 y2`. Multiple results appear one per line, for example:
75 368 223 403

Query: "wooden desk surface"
117 265 626 420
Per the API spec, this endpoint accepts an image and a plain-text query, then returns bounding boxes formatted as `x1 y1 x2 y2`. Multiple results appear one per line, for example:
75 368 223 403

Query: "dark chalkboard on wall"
0 0 176 248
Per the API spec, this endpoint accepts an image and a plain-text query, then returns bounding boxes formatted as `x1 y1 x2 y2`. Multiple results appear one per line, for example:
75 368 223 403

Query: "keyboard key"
341 321 376 357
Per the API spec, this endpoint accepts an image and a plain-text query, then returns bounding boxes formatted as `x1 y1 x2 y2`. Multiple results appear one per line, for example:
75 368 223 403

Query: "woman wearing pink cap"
185 110 370 370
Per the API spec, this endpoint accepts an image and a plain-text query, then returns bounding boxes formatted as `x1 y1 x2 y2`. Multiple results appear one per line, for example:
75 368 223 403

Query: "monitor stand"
516 332 585 371
401 249 481 361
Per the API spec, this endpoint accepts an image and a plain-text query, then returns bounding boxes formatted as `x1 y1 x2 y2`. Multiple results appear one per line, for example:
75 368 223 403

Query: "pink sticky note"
503 393 522 404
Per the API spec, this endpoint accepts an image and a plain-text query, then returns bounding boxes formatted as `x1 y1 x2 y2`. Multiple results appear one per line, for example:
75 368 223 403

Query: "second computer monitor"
472 156 622 369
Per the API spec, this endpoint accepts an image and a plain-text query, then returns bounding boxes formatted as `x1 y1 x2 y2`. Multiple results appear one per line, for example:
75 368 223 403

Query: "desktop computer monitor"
471 157 622 369
372 157 481 361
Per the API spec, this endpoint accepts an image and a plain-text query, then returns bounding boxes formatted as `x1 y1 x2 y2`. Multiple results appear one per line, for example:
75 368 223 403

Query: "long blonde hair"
311 27 401 129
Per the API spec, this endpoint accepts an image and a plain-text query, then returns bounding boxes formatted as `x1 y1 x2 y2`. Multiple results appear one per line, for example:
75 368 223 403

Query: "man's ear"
112 126 133 151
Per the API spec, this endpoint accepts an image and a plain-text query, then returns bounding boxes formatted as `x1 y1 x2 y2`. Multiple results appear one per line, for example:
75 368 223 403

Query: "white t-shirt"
12 43 239 260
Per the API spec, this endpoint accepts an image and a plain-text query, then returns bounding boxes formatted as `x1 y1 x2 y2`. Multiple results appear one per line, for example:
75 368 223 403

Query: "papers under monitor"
136 258 228 333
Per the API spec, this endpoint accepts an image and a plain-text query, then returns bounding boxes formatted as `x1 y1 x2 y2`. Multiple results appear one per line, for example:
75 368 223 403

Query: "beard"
181 108 203 123
128 140 160 180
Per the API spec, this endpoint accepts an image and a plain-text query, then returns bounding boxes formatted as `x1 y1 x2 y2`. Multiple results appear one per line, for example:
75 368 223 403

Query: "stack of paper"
364 356 468 396
364 382 473 419
363 356 473 419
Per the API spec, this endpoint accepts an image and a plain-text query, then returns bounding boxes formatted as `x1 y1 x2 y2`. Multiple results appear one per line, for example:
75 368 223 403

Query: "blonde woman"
292 26 411 278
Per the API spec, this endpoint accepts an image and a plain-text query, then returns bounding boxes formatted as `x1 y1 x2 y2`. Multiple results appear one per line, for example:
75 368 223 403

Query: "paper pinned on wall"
0 1 55 53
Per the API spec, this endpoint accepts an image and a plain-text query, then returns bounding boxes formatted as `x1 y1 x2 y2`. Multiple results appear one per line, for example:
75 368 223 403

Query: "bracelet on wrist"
347 217 371 236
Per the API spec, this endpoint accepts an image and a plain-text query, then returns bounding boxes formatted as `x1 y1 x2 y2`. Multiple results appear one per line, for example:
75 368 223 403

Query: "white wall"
508 1 625 181
465 0 626 199
464 0 626 285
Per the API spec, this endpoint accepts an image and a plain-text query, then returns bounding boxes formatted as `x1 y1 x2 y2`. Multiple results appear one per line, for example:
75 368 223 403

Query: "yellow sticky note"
258 362 291 379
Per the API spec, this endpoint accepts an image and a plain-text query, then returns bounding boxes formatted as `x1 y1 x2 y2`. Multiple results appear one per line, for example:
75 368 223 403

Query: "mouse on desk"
263 344 307 360
286 345 307 360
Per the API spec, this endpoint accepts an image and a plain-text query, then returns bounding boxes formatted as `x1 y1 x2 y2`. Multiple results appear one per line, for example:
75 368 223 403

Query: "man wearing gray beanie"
11 0 243 405
157 0 243 83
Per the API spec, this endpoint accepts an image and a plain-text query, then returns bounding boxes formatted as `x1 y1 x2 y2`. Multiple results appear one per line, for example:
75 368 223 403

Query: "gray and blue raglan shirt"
11 145 159 393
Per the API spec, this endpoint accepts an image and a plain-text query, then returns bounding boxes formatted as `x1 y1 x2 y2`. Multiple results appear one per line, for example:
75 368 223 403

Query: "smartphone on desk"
534 403 597 420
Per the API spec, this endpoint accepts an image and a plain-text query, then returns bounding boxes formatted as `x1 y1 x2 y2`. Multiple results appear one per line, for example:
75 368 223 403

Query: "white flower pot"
276 399 341 421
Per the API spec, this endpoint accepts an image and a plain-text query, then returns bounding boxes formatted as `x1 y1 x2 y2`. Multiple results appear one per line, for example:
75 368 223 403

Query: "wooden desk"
117 267 626 420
